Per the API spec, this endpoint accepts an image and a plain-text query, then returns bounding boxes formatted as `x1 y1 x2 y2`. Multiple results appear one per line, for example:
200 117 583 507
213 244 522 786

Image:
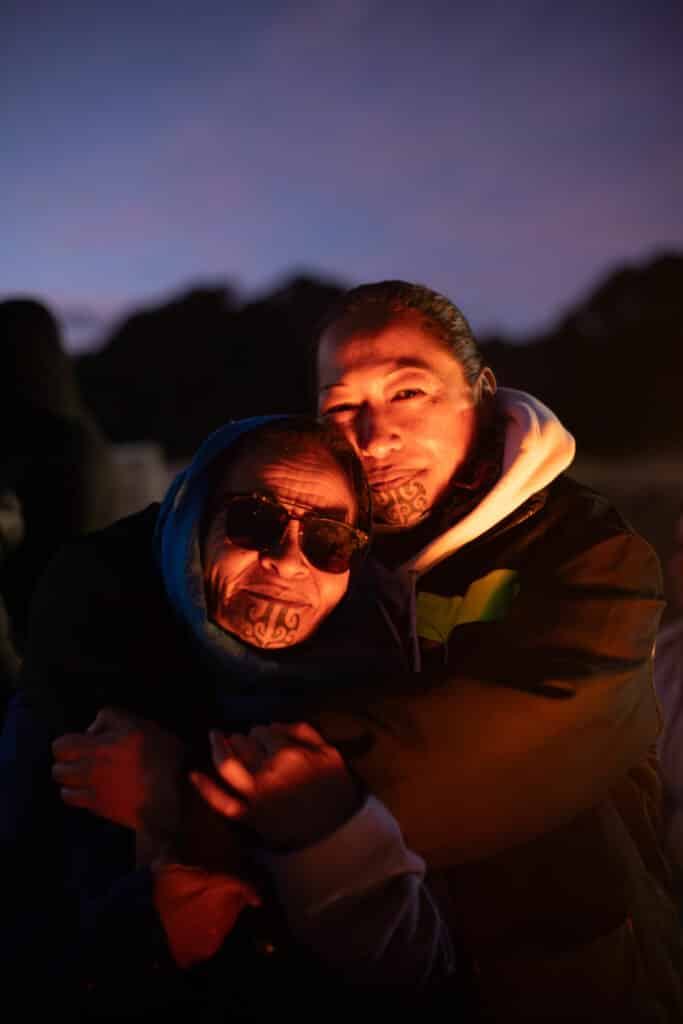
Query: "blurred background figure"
0 489 24 717
655 504 683 881
0 298 118 672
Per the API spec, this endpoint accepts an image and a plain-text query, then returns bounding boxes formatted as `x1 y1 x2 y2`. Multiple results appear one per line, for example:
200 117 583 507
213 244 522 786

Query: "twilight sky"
2 0 682 351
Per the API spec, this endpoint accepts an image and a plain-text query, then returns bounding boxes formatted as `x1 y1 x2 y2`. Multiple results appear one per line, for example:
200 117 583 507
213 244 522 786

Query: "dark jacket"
16 392 683 1019
3 505 454 1018
365 471 682 1021
308 432 682 1022
17 486 682 1019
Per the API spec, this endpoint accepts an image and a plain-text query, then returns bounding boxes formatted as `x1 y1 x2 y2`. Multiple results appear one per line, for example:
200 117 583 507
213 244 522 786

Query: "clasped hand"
50 710 361 967
52 710 361 852
190 721 362 850
51 705 184 837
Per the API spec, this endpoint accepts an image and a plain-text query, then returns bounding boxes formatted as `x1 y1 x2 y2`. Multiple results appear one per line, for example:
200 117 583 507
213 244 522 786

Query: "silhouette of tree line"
74 253 683 460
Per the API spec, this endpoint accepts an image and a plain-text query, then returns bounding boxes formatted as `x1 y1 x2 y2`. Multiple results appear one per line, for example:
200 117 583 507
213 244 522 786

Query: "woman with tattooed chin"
1 416 454 1020
314 280 682 1021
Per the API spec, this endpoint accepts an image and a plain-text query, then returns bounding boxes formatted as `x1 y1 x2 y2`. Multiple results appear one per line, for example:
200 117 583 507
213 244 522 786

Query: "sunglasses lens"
303 520 358 574
224 496 366 574
225 497 285 550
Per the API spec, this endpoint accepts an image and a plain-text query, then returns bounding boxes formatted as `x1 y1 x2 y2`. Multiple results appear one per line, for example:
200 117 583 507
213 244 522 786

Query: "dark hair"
203 416 372 551
312 279 485 392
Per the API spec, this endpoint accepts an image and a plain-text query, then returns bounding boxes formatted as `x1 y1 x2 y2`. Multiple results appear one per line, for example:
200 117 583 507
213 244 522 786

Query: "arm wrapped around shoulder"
314 523 665 868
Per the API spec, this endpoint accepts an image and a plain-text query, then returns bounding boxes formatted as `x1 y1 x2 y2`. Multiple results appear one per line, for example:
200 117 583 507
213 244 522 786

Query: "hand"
51 706 185 838
152 861 261 968
190 722 362 850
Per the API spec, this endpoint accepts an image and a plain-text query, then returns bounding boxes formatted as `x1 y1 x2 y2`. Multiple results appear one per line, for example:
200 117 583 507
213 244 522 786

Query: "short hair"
203 416 372 542
312 279 485 391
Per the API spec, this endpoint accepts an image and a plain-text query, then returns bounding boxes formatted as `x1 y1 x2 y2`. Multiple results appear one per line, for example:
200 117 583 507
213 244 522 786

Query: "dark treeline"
75 252 683 460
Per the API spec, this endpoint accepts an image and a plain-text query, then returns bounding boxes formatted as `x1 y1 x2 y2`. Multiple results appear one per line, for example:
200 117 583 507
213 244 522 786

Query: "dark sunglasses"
223 493 369 574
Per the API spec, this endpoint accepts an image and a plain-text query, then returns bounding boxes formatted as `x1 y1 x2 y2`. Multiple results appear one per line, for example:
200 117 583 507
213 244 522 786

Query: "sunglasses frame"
222 492 369 574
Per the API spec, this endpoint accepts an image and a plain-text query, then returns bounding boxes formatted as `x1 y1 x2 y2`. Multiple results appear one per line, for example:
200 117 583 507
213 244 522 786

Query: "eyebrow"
319 357 438 393
248 489 353 523
313 505 353 522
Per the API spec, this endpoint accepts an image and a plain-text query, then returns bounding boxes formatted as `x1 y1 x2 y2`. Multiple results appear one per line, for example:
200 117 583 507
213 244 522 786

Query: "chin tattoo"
373 479 429 526
234 598 302 648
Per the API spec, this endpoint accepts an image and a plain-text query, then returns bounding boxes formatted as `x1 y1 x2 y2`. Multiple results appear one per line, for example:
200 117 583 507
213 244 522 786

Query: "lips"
366 467 420 490
241 587 311 607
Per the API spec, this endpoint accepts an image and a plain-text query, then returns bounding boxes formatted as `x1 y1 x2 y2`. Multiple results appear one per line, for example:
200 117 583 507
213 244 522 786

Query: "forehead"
317 314 464 389
219 441 357 519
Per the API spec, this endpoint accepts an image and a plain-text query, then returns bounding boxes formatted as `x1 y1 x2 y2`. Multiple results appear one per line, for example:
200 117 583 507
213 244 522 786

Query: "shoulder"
19 505 170 729
33 503 161 598
542 473 636 535
522 474 662 591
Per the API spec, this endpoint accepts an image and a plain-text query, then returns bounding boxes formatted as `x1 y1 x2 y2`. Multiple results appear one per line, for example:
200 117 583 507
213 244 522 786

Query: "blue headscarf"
152 417 383 720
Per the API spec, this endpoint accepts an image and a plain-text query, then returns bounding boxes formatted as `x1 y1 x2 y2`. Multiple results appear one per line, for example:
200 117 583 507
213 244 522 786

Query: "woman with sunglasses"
1 415 456 1020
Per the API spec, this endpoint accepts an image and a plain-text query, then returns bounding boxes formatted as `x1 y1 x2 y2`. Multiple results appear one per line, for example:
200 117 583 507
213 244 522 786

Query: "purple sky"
3 0 682 351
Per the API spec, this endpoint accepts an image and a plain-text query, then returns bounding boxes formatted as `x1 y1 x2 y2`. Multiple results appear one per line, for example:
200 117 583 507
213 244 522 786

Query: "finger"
86 705 137 735
189 771 247 820
227 733 265 772
217 877 262 909
59 786 94 809
209 732 255 795
52 734 96 762
86 708 117 735
249 724 290 758
52 760 90 785
281 721 328 749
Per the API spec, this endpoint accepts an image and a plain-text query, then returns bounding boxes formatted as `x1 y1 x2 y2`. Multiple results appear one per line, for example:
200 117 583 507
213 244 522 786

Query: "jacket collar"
396 389 575 578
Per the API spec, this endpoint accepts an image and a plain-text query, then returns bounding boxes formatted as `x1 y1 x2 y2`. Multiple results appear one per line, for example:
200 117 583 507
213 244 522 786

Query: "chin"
241 628 316 651
221 625 303 650
374 504 431 529
214 608 316 651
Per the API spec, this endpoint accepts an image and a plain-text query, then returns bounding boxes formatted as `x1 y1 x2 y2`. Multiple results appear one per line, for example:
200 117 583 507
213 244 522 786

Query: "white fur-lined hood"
403 388 576 578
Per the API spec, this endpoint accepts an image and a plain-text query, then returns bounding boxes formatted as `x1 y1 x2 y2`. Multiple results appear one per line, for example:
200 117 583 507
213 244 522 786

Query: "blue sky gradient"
3 0 682 349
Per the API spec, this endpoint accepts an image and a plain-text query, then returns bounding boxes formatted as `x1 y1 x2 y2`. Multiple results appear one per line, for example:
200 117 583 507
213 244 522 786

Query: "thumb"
213 875 262 910
86 706 126 735
236 879 262 909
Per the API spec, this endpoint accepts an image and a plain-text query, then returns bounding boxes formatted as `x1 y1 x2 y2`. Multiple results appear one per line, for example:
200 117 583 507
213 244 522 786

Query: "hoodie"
308 388 681 1020
367 388 576 671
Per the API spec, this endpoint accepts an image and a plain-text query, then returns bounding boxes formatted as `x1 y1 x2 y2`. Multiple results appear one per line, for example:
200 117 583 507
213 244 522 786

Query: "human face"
203 442 357 649
317 314 477 527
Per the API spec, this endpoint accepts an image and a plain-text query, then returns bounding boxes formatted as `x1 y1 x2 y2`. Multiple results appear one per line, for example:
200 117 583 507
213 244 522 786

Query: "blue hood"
152 417 388 719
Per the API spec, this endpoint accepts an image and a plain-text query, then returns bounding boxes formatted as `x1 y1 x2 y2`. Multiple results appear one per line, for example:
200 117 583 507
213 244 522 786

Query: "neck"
371 402 506 569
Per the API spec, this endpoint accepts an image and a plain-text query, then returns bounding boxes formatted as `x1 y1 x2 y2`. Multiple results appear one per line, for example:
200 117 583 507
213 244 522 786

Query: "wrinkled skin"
203 441 356 646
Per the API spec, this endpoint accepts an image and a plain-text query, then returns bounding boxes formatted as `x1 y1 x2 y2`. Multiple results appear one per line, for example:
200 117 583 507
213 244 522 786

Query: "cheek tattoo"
373 479 429 526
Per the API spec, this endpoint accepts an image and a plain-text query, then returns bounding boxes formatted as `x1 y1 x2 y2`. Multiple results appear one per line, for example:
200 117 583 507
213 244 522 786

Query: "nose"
355 403 403 459
259 521 309 577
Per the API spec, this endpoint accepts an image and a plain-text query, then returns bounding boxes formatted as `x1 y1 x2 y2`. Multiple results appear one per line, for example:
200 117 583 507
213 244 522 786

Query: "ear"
473 367 497 404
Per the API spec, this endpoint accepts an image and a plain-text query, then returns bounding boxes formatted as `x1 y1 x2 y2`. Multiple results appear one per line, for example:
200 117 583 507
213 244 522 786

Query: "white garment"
406 387 576 578
262 795 454 986
372 387 577 670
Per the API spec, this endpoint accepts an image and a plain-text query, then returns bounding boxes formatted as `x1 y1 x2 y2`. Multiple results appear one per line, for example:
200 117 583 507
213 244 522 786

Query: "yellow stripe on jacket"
416 569 520 645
